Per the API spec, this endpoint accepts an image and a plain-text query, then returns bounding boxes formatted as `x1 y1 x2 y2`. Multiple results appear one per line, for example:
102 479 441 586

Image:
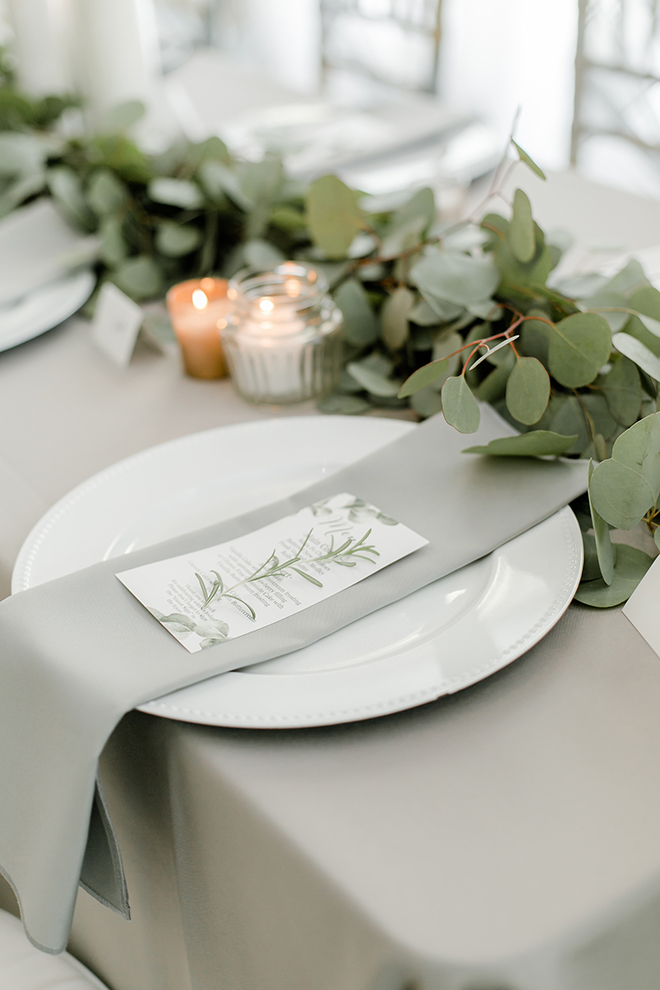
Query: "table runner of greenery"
1 68 659 607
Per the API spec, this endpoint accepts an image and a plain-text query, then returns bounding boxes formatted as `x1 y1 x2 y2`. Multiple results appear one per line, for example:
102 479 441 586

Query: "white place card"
622 554 660 657
91 283 144 366
117 493 429 653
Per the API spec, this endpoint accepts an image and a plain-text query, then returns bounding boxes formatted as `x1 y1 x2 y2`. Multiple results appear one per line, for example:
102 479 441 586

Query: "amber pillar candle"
166 277 230 379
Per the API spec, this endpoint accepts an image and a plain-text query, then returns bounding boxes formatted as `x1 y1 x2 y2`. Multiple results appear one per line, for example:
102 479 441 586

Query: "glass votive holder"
166 277 230 379
221 263 343 404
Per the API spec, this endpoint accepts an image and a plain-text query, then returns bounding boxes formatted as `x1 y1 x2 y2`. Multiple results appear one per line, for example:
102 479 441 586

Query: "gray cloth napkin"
0 407 588 953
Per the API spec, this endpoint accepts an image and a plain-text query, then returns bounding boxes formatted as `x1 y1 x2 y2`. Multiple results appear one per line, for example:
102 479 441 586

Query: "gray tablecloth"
3 170 660 987
35 604 660 990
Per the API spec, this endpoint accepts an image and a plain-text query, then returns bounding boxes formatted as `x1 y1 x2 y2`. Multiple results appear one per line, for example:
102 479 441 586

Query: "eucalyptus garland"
1 71 658 607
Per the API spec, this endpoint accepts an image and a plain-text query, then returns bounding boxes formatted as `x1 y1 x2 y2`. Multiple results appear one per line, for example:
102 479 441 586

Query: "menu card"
117 492 429 653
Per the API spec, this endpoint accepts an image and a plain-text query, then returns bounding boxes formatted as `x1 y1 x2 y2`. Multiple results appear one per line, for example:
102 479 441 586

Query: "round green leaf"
333 278 379 346
582 291 630 333
306 174 363 259
410 386 444 417
574 544 653 607
613 332 660 382
87 169 127 216
629 284 660 322
463 430 578 457
512 140 546 180
411 251 499 308
147 177 204 209
549 312 612 387
611 412 660 494
587 460 614 585
347 361 401 397
113 255 163 301
99 215 128 267
399 356 452 397
441 376 480 433
381 286 414 351
589 459 655 530
509 188 535 263
505 356 550 424
47 165 95 230
155 222 203 257
600 356 642 426
0 132 46 176
317 393 370 415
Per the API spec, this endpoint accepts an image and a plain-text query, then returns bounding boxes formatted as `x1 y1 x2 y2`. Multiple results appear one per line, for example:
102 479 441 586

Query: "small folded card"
623 555 660 656
118 493 428 653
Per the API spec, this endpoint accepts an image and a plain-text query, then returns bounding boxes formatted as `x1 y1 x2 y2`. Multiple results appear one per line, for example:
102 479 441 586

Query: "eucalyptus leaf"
381 286 414 351
605 259 648 296
431 331 462 377
549 312 612 388
99 215 128 266
512 140 546 180
379 215 426 260
655 527 660 552
581 532 602 581
87 169 127 216
475 353 514 403
441 376 480 433
613 332 660 382
587 460 614 585
410 386 444 417
600 356 642 426
574 544 653 607
306 174 363 259
509 188 535 263
317 393 371 415
582 291 631 333
0 132 46 175
589 413 660 528
333 278 379 346
198 162 250 209
0 171 45 218
410 293 462 323
47 166 95 229
630 284 660 322
389 186 435 235
520 309 551 362
148 177 204 209
411 250 499 308
399 355 454 397
464 430 578 457
113 255 163 300
238 158 284 206
155 222 202 257
347 361 401 397
637 314 660 338
505 356 550 424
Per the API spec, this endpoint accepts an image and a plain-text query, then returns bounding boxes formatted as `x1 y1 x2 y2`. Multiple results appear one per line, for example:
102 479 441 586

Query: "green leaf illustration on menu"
194 526 380 615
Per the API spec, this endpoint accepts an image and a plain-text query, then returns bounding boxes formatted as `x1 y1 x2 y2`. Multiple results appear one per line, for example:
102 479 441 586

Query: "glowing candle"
166 277 230 379
222 263 343 404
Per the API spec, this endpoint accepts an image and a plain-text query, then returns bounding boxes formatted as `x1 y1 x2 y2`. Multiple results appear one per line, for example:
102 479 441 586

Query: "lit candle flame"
192 290 208 310
259 299 274 312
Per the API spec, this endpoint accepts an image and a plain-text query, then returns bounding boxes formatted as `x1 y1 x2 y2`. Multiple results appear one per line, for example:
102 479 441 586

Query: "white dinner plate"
13 417 583 728
0 269 96 352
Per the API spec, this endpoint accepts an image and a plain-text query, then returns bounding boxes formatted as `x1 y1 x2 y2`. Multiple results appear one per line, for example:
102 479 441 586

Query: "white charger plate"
0 269 95 352
12 416 583 728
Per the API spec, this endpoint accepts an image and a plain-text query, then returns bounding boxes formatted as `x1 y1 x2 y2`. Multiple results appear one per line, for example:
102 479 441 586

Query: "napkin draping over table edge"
0 406 588 953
